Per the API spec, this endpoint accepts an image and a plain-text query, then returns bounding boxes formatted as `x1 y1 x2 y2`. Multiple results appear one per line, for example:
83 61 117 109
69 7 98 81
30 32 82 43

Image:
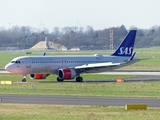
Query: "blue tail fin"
112 30 137 57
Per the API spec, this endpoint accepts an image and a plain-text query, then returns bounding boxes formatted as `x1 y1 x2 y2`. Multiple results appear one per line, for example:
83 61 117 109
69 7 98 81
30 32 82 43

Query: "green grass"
1 79 160 98
0 104 160 120
0 72 160 98
1 73 142 97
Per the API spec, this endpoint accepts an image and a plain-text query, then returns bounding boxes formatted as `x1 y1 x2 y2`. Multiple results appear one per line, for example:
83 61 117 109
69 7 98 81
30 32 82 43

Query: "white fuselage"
5 54 138 75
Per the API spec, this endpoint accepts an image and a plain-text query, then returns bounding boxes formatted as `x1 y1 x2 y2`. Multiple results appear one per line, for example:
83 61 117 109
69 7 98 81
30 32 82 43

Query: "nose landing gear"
22 74 26 82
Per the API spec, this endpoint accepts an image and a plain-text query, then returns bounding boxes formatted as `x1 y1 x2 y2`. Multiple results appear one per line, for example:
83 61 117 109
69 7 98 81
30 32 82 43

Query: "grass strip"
0 103 160 120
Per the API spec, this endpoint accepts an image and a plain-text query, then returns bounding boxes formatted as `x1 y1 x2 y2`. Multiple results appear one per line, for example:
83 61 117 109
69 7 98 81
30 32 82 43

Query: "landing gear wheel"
22 78 26 82
22 74 27 82
76 77 83 82
57 77 64 82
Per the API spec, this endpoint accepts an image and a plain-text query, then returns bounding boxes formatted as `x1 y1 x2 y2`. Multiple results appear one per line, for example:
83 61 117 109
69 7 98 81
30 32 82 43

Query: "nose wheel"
22 78 26 82
22 75 26 82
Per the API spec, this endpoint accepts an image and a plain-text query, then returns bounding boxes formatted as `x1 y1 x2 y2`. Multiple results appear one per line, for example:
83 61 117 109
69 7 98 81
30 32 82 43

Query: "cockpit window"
11 61 21 64
11 61 15 63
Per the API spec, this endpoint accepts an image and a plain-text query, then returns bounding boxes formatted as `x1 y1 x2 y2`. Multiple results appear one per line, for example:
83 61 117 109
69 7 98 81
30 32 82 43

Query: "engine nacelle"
58 68 77 80
29 74 49 80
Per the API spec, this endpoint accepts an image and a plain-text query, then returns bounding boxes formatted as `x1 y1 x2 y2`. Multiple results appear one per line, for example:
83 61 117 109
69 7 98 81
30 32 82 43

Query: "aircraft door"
25 58 31 68
61 60 67 66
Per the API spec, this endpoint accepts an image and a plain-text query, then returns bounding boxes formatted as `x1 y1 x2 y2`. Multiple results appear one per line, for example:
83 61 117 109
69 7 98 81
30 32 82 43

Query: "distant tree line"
0 25 160 49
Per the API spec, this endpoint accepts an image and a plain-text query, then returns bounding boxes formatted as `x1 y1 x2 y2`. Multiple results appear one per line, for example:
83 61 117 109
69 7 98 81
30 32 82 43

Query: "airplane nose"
5 64 10 72
5 63 21 74
5 64 9 71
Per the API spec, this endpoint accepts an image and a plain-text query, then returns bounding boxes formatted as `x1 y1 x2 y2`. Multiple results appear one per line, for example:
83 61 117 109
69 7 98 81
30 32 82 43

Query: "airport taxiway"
0 95 160 107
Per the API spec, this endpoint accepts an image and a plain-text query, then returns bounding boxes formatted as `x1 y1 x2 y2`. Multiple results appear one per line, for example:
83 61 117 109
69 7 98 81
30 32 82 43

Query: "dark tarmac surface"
0 95 160 107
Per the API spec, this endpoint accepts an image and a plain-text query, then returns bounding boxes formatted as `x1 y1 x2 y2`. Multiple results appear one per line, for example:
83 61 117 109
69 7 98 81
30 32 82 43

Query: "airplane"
5 30 139 82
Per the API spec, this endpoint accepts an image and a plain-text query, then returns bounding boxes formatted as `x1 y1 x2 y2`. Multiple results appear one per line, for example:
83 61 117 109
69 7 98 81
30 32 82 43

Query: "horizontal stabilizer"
139 58 151 60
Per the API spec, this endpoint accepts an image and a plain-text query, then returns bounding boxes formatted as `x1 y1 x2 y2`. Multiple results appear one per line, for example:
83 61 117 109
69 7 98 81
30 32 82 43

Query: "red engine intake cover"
62 68 71 79
35 74 43 79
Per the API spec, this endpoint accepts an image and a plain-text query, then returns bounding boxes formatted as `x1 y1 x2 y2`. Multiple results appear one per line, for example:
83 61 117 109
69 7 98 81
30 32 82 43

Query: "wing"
74 62 120 74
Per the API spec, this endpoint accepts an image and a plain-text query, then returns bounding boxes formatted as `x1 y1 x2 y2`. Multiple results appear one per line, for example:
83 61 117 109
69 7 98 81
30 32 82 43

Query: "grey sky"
0 0 159 32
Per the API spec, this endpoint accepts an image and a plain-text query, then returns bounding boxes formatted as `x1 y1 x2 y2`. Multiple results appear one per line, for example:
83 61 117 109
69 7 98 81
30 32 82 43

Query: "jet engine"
29 74 49 79
58 68 77 80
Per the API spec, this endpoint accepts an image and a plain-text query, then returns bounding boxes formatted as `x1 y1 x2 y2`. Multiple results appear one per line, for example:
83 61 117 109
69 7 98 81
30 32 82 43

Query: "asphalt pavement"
0 95 160 107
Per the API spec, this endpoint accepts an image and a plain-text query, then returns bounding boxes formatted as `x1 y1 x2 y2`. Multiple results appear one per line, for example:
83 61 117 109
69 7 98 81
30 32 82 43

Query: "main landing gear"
22 74 26 82
76 74 83 82
76 76 83 82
